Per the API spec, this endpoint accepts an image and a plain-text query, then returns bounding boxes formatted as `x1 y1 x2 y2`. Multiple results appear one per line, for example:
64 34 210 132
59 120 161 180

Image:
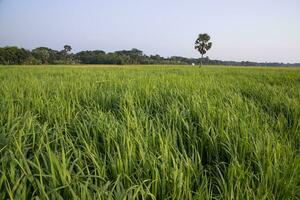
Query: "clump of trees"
0 45 75 65
0 46 188 65
0 45 299 67
0 47 34 65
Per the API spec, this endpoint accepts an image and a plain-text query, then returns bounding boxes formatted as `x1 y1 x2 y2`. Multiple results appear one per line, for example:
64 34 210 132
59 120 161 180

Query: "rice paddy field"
0 65 300 199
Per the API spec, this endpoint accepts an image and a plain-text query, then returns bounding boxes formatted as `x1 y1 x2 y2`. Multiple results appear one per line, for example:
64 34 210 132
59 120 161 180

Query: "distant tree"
195 33 212 67
63 45 72 53
76 50 106 64
32 47 54 64
54 45 74 64
129 48 143 57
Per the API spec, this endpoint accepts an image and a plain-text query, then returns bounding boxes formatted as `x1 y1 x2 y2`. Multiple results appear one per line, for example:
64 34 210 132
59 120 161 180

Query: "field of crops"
0 65 299 199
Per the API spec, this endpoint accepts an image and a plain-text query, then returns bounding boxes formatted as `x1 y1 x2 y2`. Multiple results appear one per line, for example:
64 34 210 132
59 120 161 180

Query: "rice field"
0 65 300 199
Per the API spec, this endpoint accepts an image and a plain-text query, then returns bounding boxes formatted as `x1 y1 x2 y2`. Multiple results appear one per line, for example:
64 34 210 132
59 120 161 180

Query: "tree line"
0 45 299 67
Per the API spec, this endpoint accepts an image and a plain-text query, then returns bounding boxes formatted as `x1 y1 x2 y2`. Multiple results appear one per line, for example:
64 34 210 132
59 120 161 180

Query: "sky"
0 0 299 63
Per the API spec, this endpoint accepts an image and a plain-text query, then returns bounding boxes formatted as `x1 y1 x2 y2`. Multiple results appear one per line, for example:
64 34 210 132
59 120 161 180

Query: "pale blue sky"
0 0 299 62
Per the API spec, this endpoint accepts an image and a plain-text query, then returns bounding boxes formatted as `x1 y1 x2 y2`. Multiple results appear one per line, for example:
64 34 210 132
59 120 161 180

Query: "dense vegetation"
1 46 299 66
0 65 299 199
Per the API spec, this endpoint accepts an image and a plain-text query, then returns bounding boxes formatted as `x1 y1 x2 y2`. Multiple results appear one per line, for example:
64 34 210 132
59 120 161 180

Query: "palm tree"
195 33 212 67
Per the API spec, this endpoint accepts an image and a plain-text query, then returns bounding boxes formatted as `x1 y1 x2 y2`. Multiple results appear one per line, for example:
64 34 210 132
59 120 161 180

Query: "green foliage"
0 46 75 65
0 47 34 65
0 45 299 66
31 47 54 64
0 65 299 199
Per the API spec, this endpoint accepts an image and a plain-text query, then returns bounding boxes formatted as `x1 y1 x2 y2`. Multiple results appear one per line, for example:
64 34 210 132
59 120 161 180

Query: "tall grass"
0 65 299 199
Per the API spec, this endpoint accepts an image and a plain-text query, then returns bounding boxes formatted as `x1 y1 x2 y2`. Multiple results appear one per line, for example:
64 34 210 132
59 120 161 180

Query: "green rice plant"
0 65 299 199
